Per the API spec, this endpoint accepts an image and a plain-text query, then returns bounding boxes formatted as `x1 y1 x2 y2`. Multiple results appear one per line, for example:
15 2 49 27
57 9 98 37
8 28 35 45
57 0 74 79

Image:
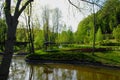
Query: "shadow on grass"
93 54 120 64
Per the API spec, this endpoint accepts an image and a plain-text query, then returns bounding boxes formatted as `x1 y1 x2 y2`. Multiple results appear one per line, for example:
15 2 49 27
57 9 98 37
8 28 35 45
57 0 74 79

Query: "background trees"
51 8 61 43
75 0 120 44
0 0 120 79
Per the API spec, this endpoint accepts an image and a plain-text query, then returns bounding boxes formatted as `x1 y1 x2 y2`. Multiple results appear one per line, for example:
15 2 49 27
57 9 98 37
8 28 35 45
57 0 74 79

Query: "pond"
8 56 120 80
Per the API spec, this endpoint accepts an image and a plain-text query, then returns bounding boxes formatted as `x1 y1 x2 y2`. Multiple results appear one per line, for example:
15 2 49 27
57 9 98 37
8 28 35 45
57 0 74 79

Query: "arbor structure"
0 0 34 80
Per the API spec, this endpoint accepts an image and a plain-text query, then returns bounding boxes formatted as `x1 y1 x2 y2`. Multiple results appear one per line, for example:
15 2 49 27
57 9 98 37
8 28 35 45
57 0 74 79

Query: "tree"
96 27 103 44
0 0 34 80
113 24 120 42
42 6 50 50
16 24 27 42
34 29 44 49
67 26 74 43
73 0 120 42
51 8 61 43
59 31 68 43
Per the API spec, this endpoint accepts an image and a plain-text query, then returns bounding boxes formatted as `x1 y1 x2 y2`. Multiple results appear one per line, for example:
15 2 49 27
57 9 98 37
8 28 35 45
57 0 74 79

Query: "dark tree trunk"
0 1 33 80
0 17 18 80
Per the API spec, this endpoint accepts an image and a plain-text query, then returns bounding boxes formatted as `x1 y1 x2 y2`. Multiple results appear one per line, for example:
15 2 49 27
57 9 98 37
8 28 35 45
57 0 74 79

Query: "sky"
0 0 103 33
29 0 96 32
0 0 101 32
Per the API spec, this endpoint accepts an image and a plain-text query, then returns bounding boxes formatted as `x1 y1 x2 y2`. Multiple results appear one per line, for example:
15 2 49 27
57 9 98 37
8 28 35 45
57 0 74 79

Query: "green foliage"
96 27 103 43
89 26 94 43
16 28 27 42
75 0 120 45
67 28 74 43
58 31 68 43
75 15 96 44
98 0 120 33
34 29 44 49
113 24 120 42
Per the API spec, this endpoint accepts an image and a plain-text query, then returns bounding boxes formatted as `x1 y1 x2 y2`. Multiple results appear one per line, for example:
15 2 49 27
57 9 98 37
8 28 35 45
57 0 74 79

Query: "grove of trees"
0 0 120 80
75 0 120 44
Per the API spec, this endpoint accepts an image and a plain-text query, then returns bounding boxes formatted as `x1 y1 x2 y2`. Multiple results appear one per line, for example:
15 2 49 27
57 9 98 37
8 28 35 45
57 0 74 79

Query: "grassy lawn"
88 51 120 66
27 50 93 61
26 49 120 67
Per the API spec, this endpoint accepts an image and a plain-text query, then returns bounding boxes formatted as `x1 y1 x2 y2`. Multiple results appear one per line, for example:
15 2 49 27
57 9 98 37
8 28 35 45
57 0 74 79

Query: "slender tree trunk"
0 17 18 80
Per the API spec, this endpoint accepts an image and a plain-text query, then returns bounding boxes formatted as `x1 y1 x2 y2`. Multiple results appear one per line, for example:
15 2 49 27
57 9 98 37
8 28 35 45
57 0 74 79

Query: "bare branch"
68 0 102 11
81 0 102 7
68 0 82 12
17 0 33 19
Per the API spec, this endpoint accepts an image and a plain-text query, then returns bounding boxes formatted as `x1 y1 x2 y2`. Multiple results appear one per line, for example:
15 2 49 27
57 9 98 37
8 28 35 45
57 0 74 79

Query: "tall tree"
52 8 61 43
42 6 50 50
0 0 34 80
67 26 74 43
96 27 103 44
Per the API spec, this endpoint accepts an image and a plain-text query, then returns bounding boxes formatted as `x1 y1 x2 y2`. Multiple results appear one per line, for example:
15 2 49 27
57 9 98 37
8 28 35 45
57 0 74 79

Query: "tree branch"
68 0 102 10
81 0 102 8
14 0 22 18
68 0 82 12
17 0 33 19
4 0 12 24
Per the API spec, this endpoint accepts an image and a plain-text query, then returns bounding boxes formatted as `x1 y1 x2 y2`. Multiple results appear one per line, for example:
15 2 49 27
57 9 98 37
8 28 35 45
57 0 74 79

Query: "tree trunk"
0 17 18 80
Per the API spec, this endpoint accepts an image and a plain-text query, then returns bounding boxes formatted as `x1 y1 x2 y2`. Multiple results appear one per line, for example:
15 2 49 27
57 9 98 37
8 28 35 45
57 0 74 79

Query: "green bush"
113 25 120 42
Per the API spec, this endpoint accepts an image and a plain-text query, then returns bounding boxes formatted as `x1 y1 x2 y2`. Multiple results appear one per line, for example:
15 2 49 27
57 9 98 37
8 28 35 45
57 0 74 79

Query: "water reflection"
8 56 120 80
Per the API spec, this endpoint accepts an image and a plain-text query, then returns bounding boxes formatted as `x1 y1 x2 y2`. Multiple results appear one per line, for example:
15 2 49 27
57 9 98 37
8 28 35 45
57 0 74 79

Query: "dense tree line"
1 0 120 49
75 0 120 43
0 0 110 79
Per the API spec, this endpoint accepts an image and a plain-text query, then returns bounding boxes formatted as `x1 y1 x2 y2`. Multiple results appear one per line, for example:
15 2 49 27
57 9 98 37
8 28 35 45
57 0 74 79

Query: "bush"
113 25 120 42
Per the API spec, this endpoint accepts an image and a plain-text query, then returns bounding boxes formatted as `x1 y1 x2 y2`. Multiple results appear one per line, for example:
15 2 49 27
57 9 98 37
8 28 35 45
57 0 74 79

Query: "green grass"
35 50 47 54
26 50 120 67
84 51 120 66
27 51 94 61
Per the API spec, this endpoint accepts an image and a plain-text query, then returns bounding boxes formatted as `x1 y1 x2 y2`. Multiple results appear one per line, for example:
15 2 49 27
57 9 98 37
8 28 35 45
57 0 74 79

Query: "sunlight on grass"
85 51 120 66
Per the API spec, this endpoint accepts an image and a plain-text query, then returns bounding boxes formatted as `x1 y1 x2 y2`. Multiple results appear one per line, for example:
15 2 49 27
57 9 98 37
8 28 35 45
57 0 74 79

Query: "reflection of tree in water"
8 57 29 80
8 57 120 80
33 66 77 80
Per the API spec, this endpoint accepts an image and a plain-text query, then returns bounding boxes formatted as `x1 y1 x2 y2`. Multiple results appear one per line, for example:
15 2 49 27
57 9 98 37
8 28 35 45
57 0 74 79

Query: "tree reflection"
9 57 120 80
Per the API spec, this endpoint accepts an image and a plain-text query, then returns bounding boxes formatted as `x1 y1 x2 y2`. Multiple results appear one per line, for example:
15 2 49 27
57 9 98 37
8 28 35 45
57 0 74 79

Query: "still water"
8 56 120 80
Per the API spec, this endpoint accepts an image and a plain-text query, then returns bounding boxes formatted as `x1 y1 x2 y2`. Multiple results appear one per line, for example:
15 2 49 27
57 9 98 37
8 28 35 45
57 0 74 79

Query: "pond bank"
25 51 120 69
25 58 120 70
